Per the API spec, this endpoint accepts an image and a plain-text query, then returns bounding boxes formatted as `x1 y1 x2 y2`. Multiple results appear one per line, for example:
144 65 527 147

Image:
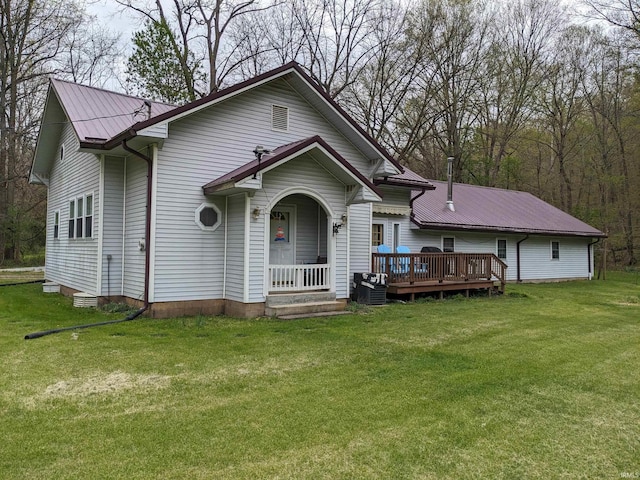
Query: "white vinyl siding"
349 203 372 278
122 157 147 300
100 157 125 297
44 122 99 294
224 194 245 302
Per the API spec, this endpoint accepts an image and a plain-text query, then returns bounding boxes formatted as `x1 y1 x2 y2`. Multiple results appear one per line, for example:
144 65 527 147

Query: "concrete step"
266 291 336 307
277 311 352 320
265 300 345 318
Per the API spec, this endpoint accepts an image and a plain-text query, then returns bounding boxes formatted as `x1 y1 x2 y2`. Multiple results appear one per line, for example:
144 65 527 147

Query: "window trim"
195 202 222 231
551 240 560 260
497 238 507 259
442 236 455 252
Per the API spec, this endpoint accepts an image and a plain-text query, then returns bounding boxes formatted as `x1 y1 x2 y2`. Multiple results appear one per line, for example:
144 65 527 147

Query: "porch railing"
371 252 507 290
269 264 330 292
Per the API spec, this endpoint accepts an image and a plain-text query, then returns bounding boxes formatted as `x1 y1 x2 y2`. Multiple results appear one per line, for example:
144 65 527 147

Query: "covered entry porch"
267 194 331 293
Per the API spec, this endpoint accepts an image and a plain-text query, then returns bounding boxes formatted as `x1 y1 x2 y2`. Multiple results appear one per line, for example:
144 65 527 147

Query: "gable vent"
272 104 289 131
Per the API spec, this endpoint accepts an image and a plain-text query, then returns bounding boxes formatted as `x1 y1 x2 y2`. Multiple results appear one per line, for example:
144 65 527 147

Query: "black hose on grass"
24 307 148 340
0 279 45 287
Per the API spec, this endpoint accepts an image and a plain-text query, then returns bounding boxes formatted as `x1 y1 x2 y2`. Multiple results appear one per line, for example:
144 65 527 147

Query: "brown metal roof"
50 78 175 143
202 136 383 198
375 168 436 189
410 176 606 237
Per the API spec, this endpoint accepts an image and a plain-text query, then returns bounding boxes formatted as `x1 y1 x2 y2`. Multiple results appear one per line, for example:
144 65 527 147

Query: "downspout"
122 140 153 310
409 188 427 218
587 238 601 279
516 235 529 283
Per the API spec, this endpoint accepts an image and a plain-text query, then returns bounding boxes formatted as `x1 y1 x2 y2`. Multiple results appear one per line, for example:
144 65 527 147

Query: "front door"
269 207 295 265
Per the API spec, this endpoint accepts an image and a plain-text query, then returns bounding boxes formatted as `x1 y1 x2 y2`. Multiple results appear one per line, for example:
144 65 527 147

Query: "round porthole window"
195 203 222 231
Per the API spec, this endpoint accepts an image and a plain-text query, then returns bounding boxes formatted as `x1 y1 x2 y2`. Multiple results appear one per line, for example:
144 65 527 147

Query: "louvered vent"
272 105 289 131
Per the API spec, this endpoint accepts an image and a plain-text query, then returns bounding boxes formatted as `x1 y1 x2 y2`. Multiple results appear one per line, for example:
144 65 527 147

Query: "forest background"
1 0 638 267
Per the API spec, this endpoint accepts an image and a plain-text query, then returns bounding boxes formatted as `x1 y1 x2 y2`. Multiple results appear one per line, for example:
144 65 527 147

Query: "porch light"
252 145 271 179
332 213 348 235
252 207 262 220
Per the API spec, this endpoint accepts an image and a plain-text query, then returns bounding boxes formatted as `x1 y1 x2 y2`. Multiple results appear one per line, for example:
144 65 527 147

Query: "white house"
30 63 605 317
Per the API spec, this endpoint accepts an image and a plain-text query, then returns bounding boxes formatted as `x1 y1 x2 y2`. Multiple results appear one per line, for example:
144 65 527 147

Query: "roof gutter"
516 235 529 283
122 139 152 310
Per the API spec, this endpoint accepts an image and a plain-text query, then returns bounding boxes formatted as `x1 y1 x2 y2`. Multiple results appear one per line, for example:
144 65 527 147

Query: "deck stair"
265 291 345 318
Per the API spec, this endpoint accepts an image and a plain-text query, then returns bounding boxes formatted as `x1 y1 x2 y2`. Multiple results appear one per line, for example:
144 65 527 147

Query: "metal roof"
202 136 383 199
411 177 606 237
50 78 175 143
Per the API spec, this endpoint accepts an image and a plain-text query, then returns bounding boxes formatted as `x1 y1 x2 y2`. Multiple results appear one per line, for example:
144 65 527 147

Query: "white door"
269 207 295 265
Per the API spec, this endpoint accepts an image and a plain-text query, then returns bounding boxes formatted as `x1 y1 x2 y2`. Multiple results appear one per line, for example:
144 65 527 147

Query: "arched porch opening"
266 192 332 293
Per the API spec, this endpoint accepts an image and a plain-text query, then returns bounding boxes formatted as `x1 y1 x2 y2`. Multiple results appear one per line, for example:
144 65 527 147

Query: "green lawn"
1 274 639 479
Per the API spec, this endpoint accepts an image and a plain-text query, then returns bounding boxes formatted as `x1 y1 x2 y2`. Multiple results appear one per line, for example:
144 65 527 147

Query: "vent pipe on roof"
446 156 455 212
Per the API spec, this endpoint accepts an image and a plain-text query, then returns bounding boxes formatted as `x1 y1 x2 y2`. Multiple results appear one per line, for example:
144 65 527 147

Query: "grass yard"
1 274 639 479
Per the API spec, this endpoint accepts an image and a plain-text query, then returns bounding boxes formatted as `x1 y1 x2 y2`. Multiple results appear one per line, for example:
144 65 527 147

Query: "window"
195 203 222 231
272 104 289 131
372 224 384 246
443 237 455 252
53 210 60 239
76 196 83 238
393 223 401 251
497 239 507 259
69 195 94 239
85 194 93 238
69 199 75 238
551 241 560 260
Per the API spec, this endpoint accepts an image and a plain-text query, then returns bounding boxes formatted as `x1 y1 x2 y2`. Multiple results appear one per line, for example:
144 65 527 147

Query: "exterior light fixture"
252 207 261 220
252 145 271 179
332 213 348 235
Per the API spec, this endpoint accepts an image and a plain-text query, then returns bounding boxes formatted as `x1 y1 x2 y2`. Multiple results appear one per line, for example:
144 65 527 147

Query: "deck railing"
269 264 330 292
371 252 507 290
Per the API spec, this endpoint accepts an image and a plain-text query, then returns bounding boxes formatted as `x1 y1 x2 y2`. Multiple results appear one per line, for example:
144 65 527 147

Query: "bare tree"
0 0 81 261
536 25 593 212
583 33 637 264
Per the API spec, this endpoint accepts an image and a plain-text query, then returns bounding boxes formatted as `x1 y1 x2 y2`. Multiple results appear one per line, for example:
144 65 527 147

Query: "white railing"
269 264 330 292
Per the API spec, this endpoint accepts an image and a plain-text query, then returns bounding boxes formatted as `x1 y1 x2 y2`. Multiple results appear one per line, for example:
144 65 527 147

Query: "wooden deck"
371 252 507 300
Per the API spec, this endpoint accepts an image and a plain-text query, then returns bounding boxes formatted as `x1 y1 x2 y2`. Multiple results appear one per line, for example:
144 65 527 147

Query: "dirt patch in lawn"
39 371 171 400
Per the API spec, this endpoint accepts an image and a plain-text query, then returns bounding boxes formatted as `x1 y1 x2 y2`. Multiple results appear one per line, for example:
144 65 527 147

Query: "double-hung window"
69 200 76 238
551 241 560 260
53 210 60 239
443 237 455 252
68 194 94 239
497 239 507 259
85 194 93 238
371 224 384 246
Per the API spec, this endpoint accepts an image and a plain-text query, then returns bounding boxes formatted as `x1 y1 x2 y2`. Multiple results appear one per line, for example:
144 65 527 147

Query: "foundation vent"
73 292 98 308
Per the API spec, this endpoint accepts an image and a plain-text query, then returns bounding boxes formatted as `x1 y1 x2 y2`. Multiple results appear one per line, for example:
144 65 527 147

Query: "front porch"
372 252 507 300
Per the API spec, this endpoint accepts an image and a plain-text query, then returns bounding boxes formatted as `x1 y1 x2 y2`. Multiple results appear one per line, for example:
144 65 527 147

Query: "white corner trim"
243 193 251 303
96 154 105 296
148 144 159 303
